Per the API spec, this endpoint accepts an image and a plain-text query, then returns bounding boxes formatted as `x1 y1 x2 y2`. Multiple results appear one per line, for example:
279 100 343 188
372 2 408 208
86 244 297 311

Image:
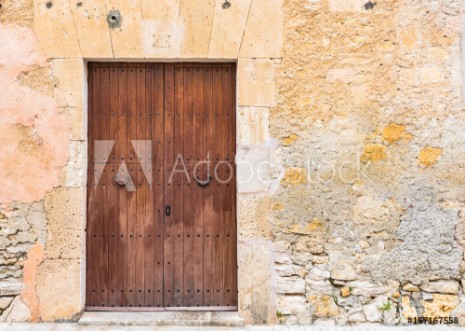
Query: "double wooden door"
86 63 237 310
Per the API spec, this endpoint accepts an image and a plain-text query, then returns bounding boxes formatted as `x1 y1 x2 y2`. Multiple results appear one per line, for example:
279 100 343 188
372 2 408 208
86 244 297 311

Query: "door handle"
194 175 212 188
165 205 171 217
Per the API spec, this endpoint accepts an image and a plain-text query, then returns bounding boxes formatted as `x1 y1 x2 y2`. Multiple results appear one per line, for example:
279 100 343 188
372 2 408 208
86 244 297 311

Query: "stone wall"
0 0 465 326
270 0 465 325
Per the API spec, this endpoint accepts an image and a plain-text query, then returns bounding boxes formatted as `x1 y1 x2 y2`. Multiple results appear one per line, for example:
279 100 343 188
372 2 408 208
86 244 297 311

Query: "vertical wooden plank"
126 65 138 307
135 64 146 307
116 63 128 307
153 64 165 308
192 68 205 307
86 63 96 307
202 65 214 307
164 64 175 308
182 68 195 307
212 67 224 307
99 65 110 307
173 67 185 307
222 66 235 307
108 63 119 307
231 64 238 306
92 65 104 307
143 64 154 308
183 68 194 163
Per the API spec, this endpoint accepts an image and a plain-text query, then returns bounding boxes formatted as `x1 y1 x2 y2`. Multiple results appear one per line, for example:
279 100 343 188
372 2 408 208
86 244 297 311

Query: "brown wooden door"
86 63 237 311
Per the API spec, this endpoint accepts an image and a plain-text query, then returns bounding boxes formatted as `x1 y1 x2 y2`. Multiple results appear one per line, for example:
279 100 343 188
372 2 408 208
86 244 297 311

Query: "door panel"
87 63 237 310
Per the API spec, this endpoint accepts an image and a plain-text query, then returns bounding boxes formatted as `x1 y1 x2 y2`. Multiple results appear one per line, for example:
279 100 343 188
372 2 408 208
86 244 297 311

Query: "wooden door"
86 63 237 311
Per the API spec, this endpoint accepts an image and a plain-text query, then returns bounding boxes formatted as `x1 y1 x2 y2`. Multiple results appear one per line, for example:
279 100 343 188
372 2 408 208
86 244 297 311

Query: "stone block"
3 296 30 322
238 195 270 238
238 239 272 324
348 312 366 323
209 0 252 58
179 0 215 58
347 281 388 297
238 107 270 145
403 283 420 292
69 1 113 58
331 262 356 281
363 302 382 322
0 280 24 296
422 294 459 318
309 267 330 280
44 188 83 259
142 19 183 57
275 277 305 294
238 59 276 107
64 141 86 187
236 145 271 193
0 296 13 310
33 0 81 58
239 0 283 58
106 0 144 58
36 259 81 322
52 59 84 109
307 294 339 318
276 295 306 315
402 296 418 319
420 280 460 294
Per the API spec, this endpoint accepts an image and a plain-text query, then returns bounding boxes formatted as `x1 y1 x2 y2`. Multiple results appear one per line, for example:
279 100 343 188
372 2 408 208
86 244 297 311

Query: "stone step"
78 311 245 327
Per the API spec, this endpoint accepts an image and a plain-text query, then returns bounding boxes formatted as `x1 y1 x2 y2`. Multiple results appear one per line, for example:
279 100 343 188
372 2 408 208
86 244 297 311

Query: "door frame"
84 61 239 312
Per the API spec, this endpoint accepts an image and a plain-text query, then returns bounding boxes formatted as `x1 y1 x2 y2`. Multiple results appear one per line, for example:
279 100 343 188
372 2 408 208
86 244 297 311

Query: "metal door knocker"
114 173 130 186
194 175 212 188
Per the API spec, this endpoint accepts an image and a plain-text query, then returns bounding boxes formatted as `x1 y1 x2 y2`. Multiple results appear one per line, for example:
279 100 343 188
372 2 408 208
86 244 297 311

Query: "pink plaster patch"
0 24 70 203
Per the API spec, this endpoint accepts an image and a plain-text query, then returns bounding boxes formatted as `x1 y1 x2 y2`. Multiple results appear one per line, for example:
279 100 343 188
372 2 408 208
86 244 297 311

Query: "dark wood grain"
163 64 175 308
87 63 237 310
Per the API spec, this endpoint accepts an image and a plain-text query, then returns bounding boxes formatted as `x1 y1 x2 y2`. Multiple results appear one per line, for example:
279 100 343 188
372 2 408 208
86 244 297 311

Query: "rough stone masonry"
1 0 465 326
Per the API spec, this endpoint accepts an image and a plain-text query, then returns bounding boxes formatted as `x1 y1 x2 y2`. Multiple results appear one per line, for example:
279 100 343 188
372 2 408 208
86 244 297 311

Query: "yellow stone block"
52 58 84 109
239 107 269 145
107 0 144 58
341 287 351 298
36 259 81 321
69 1 113 58
402 296 418 319
44 188 83 259
33 0 81 58
307 294 339 318
238 58 276 106
209 0 252 58
422 294 459 318
179 0 215 58
239 0 283 58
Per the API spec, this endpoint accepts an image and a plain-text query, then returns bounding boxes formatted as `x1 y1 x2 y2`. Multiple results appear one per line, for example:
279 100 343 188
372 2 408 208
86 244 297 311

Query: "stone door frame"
63 56 278 323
